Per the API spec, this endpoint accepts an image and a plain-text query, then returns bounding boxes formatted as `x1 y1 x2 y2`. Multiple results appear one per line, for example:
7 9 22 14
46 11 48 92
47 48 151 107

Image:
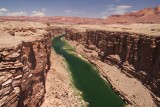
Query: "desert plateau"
0 1 160 107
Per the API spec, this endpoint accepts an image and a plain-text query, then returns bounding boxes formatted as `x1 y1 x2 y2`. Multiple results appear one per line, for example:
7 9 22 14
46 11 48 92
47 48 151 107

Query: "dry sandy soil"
0 21 49 49
41 50 86 107
52 23 160 36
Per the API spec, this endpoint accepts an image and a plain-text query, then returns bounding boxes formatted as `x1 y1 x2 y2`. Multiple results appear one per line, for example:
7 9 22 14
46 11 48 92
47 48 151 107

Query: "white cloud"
41 8 47 11
0 8 8 15
113 5 132 14
7 11 28 16
0 7 46 17
64 9 86 17
0 8 8 12
101 5 132 17
31 11 45 17
65 10 71 13
0 8 28 16
65 9 78 14
102 16 107 19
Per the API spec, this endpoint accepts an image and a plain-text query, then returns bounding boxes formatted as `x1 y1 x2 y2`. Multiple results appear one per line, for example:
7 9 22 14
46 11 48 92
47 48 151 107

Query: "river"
52 35 125 107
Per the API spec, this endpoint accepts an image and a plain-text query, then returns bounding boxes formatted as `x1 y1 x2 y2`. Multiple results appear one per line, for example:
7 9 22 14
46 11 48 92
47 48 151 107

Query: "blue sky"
0 0 159 18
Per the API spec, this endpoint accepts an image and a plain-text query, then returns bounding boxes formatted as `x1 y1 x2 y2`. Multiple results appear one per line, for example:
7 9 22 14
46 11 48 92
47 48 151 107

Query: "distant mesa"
0 6 159 24
105 5 160 24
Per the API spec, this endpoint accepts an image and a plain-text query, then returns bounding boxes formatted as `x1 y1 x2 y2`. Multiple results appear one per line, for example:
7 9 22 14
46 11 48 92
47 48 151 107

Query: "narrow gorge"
64 27 160 106
0 21 160 107
52 35 125 107
65 28 160 98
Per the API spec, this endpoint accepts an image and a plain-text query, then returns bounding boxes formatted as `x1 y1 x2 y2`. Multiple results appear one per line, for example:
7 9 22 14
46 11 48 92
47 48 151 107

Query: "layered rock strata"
0 26 51 107
50 26 65 35
65 28 160 105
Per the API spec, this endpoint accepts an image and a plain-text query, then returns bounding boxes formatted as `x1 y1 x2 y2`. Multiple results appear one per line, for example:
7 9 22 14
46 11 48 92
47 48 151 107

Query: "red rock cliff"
0 24 51 107
65 29 160 102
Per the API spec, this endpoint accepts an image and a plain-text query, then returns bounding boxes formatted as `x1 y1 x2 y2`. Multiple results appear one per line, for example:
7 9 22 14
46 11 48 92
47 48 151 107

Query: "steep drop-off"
1 20 160 107
52 36 125 107
0 22 51 107
65 28 160 105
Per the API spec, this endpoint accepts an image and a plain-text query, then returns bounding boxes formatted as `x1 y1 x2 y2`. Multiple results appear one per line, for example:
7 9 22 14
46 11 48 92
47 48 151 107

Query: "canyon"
64 24 160 106
65 26 160 98
0 5 160 107
0 21 87 107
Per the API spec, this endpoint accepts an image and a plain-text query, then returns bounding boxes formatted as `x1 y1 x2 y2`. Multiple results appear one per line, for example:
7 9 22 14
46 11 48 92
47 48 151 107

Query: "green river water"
52 35 125 107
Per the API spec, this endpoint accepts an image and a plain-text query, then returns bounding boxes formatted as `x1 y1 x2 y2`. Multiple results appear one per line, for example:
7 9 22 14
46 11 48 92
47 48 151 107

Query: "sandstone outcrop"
105 6 160 24
50 26 65 35
0 22 51 107
65 28 87 43
65 28 160 106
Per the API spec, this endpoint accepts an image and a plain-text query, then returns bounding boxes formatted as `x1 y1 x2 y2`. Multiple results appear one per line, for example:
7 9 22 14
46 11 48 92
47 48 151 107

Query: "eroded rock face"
50 26 65 36
65 28 87 44
0 27 51 107
65 29 160 99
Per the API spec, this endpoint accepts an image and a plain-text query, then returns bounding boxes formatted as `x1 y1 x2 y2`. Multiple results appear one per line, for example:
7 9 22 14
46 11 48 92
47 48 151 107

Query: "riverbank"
52 36 126 107
66 40 157 107
41 50 86 107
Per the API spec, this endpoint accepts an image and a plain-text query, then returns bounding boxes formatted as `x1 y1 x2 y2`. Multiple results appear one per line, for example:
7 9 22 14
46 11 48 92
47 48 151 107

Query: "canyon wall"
50 26 65 36
0 23 51 107
65 29 160 100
